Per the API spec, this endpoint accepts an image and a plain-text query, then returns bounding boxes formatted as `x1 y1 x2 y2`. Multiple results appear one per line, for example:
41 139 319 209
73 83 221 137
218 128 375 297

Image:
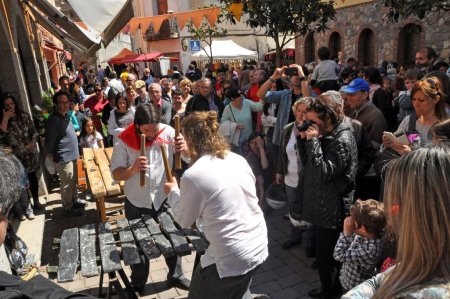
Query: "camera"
297 120 315 132
284 67 298 77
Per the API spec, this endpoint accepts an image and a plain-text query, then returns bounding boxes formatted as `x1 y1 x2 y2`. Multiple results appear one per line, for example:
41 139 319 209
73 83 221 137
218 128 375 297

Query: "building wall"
295 0 450 66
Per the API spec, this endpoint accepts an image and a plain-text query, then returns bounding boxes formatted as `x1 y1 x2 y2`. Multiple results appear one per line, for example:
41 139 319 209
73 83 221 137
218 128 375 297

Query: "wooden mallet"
174 115 182 170
160 145 173 183
140 134 146 187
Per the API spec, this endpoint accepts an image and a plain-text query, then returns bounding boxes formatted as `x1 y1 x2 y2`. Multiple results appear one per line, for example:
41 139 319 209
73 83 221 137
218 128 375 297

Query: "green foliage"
220 0 336 66
186 5 228 65
383 0 450 21
32 88 54 136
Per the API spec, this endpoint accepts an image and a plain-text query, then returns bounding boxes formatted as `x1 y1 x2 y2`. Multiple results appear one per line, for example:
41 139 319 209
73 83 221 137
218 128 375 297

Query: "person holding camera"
292 94 358 299
256 65 311 154
276 97 314 249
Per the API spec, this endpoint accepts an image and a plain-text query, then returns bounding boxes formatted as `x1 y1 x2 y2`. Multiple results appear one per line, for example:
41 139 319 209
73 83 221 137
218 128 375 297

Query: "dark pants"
285 185 303 241
28 172 39 203
124 199 183 288
315 226 340 299
188 263 257 299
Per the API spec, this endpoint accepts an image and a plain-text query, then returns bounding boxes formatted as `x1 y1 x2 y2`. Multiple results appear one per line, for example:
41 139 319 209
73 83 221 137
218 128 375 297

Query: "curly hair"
0 148 27 215
181 111 229 163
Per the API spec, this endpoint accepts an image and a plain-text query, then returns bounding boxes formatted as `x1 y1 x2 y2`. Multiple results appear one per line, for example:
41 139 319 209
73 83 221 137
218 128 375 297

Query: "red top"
83 96 109 132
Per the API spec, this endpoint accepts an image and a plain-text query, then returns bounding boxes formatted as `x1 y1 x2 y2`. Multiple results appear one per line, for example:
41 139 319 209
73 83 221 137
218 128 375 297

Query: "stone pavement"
14 187 320 299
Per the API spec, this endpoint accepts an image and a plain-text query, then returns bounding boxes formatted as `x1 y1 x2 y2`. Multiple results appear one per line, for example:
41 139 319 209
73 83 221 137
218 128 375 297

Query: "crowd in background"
1 44 449 298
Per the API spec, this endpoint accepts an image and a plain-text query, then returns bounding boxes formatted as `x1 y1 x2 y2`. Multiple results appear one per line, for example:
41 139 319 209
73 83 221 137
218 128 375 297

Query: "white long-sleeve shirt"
110 124 174 211
168 152 268 278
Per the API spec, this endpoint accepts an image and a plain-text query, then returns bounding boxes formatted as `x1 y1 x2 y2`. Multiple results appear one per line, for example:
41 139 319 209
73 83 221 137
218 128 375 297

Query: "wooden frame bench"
82 148 125 222
56 212 209 298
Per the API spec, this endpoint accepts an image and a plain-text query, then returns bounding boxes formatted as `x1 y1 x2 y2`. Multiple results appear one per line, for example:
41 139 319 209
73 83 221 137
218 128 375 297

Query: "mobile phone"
284 67 298 77
393 130 410 145
383 131 396 143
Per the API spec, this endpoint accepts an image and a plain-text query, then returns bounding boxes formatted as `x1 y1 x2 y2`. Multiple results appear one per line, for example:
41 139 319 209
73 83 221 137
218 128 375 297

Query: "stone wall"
295 0 450 66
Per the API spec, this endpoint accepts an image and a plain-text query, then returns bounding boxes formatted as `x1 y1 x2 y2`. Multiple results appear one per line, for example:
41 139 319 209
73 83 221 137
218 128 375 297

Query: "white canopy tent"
192 40 258 60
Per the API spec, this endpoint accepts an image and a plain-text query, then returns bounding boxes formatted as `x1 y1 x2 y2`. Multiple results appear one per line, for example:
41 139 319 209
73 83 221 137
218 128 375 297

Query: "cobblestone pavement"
15 188 320 299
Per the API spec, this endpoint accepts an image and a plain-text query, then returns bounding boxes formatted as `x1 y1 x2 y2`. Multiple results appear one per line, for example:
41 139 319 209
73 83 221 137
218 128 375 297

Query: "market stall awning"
128 7 220 35
26 0 133 55
26 0 100 48
116 52 163 64
107 48 137 64
67 0 134 47
192 40 258 60
27 3 91 53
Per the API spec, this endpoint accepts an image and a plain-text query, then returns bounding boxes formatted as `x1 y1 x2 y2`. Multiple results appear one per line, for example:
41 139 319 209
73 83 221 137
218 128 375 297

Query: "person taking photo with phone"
257 64 311 160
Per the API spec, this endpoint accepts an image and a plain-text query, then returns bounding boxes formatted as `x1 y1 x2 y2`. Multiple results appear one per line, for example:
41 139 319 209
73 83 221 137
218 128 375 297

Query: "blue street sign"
190 40 201 52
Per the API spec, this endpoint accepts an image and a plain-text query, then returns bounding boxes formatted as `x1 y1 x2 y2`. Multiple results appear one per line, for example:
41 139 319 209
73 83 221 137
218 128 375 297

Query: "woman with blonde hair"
179 78 193 103
164 111 268 298
383 76 448 155
343 144 450 298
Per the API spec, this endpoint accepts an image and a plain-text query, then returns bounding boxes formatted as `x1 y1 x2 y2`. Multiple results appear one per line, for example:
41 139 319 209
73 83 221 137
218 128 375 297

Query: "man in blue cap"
343 78 386 200
343 78 386 147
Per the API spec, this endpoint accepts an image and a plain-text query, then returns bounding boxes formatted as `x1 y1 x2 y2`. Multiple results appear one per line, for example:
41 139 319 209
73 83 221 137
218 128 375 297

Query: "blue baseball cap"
342 78 370 93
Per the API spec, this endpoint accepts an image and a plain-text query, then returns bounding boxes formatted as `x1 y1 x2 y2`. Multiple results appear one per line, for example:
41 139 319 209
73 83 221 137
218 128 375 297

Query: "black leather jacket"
292 121 358 229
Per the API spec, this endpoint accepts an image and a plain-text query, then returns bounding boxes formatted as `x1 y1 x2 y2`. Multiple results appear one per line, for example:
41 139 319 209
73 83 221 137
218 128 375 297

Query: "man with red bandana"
110 103 190 293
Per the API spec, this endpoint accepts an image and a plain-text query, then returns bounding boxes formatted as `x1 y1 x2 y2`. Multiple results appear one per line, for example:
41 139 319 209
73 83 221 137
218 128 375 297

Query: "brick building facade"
295 0 450 67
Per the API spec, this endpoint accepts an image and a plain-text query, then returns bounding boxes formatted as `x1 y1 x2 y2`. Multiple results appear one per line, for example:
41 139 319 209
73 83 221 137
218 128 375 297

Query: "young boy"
394 68 422 125
333 199 385 292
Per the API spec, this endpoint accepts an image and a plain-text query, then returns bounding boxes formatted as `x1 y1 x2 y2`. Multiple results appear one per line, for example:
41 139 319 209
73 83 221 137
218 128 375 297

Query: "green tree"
220 0 336 66
186 5 227 67
383 0 450 21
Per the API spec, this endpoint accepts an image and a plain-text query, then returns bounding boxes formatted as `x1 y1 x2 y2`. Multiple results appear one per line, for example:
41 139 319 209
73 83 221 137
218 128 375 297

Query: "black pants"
188 264 258 299
315 226 340 299
28 172 39 203
124 199 183 288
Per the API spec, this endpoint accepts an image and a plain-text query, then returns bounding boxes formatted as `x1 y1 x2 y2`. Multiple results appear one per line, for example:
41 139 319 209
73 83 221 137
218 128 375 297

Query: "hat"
342 78 369 93
134 80 146 89
226 86 241 99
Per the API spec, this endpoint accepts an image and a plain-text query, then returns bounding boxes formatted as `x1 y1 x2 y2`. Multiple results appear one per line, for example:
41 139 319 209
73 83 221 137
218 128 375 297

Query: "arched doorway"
358 28 375 66
328 32 341 59
304 32 315 63
397 23 421 65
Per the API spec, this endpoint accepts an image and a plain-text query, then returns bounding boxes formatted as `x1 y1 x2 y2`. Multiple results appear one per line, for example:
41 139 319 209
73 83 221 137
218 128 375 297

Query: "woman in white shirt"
164 111 268 298
276 97 313 249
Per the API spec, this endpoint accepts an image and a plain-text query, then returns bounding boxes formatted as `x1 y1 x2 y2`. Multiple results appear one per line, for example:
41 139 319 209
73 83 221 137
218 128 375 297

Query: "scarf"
118 123 169 151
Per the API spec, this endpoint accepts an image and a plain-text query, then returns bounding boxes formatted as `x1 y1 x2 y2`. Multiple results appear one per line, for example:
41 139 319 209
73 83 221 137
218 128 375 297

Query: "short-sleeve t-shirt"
80 131 103 149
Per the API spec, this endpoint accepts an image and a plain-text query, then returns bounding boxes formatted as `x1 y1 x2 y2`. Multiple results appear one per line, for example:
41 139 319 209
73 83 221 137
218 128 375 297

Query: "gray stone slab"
158 213 191 256
98 222 122 273
79 224 98 277
129 218 161 260
116 218 140 266
142 216 175 258
182 228 209 252
57 228 79 282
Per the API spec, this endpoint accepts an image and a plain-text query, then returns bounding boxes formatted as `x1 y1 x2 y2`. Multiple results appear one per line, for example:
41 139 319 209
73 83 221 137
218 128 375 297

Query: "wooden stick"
140 134 146 187
174 115 182 170
160 145 173 182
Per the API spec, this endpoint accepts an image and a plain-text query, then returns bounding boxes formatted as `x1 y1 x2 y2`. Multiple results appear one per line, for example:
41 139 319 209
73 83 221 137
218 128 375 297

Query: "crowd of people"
0 44 449 298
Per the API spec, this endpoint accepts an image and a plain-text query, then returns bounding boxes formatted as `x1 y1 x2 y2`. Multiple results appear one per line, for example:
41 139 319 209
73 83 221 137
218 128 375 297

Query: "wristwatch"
269 77 276 83
299 76 306 81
